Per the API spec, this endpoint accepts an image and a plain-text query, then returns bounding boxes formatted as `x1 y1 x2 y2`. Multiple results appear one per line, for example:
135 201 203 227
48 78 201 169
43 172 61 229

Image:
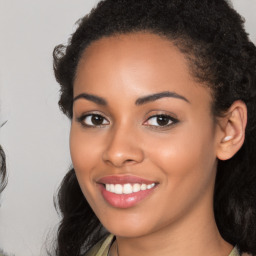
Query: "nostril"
124 159 136 165
102 144 144 167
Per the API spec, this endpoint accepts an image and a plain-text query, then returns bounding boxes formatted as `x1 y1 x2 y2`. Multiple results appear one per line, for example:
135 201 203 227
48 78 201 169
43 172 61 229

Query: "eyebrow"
135 91 190 105
73 93 107 105
73 90 190 106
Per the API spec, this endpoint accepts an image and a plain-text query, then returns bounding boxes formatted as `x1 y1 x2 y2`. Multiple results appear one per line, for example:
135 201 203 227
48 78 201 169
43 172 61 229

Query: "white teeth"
115 184 123 194
141 184 147 190
110 184 115 193
147 184 154 189
123 184 133 194
133 183 141 193
105 183 156 194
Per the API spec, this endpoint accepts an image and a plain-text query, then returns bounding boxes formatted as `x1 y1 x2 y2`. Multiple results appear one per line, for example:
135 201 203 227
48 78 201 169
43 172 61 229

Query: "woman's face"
71 33 221 238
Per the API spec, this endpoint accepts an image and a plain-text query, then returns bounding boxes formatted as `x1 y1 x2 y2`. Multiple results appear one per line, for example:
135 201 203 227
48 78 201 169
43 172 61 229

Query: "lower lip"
100 185 156 208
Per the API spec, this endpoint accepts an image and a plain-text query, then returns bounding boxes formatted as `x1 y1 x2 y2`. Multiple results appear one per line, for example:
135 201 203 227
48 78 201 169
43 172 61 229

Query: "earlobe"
216 100 247 161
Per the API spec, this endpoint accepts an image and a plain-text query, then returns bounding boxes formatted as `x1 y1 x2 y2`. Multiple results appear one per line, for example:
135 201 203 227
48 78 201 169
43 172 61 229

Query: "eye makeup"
75 111 179 131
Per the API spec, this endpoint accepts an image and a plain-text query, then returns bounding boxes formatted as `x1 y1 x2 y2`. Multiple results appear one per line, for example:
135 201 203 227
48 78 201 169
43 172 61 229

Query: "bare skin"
71 32 246 256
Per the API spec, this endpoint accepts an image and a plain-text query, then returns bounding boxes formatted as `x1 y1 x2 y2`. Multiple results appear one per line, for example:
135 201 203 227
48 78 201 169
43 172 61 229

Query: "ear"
216 100 247 161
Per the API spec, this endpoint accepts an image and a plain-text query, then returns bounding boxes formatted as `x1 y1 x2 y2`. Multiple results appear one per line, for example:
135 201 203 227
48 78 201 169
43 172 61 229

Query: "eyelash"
76 113 178 129
76 113 109 128
143 114 178 129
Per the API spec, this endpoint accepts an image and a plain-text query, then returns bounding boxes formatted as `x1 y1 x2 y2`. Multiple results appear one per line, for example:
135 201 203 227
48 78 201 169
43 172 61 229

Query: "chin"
107 226 151 238
100 214 157 238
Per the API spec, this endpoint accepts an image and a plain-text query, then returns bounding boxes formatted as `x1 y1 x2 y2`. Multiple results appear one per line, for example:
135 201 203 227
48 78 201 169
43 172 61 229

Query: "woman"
52 0 256 255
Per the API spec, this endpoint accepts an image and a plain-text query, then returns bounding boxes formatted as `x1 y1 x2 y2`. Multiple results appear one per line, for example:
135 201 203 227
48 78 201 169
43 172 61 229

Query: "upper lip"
97 175 157 185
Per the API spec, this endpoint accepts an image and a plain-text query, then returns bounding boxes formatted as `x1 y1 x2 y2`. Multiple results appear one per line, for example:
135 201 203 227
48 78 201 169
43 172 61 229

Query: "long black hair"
52 0 256 255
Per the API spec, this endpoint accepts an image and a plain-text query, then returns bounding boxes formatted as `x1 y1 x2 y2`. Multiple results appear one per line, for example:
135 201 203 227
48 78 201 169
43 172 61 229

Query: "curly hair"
52 0 256 255
0 145 7 193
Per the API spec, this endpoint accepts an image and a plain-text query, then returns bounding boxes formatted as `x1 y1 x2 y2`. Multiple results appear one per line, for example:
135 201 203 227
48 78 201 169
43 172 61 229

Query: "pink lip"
97 175 158 209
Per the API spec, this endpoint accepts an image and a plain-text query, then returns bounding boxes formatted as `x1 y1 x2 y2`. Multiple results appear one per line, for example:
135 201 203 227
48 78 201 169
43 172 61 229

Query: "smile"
97 175 158 208
105 183 156 194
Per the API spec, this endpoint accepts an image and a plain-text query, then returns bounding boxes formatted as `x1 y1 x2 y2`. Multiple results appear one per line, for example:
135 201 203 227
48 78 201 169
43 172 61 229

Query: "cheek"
141 126 217 223
70 128 88 174
69 125 102 208
145 123 217 188
70 124 102 173
69 125 101 198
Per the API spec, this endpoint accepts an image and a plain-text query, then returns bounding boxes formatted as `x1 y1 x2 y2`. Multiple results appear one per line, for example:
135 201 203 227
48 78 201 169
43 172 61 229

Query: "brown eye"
80 114 109 127
144 114 178 127
91 115 104 125
156 115 170 126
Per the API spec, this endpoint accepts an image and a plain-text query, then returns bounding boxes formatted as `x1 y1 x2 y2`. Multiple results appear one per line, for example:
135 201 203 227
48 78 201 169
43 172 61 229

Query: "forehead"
76 33 191 84
74 32 212 107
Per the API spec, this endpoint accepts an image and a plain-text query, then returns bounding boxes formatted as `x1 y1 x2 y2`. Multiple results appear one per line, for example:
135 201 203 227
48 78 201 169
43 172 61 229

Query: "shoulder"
231 246 253 256
84 234 114 256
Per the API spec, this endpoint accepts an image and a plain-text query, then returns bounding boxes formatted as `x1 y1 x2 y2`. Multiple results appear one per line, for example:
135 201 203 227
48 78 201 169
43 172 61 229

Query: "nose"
102 125 144 167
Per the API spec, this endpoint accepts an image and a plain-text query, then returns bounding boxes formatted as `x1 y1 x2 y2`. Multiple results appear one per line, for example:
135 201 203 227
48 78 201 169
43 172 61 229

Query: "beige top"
85 234 241 256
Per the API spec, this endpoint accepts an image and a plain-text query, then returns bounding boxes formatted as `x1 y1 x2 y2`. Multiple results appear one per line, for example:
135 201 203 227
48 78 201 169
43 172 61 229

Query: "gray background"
0 1 255 255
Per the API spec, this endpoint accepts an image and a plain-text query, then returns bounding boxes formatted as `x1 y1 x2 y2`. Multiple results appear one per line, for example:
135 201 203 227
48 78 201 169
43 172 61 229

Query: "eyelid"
76 112 110 128
143 112 179 128
75 110 179 129
144 115 177 125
